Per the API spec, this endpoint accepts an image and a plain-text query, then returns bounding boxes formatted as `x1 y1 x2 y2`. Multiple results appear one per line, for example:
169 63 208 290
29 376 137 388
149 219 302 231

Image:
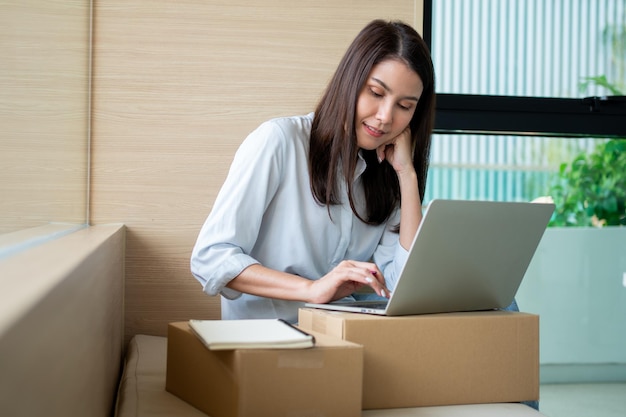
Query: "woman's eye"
398 103 412 110
369 88 383 97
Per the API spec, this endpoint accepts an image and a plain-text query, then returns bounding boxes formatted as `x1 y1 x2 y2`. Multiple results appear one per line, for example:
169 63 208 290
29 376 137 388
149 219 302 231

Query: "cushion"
114 335 206 417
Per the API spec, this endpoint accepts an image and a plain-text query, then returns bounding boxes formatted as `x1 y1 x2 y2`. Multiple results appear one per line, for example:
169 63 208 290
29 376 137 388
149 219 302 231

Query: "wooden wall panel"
0 0 90 235
91 0 422 342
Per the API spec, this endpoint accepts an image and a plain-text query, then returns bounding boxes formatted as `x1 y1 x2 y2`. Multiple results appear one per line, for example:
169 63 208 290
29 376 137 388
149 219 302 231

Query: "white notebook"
189 319 315 350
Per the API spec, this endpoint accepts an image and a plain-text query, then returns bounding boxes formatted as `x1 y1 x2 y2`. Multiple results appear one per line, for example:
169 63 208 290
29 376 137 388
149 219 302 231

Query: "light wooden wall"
0 0 90 235
92 0 423 342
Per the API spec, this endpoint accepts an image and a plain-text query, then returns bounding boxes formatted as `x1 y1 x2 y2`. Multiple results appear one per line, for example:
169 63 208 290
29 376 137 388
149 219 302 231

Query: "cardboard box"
166 321 363 417
298 309 539 409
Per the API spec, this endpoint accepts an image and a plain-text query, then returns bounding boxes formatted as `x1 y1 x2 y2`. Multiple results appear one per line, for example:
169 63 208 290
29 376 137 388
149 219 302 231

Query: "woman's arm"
377 127 422 250
396 169 422 250
228 260 391 303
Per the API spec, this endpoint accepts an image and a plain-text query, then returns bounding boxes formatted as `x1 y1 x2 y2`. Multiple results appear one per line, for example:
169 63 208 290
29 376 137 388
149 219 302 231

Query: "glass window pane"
424 133 607 203
432 0 626 97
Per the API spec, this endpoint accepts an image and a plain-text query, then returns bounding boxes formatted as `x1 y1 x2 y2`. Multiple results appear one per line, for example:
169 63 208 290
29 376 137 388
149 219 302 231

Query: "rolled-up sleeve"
190 121 286 298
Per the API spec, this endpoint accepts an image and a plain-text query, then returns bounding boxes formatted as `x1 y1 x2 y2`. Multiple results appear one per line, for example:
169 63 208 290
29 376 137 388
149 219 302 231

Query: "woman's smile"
363 123 387 139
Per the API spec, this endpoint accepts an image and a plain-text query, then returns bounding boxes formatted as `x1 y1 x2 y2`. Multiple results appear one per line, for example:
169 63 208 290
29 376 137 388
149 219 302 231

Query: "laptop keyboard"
345 301 389 309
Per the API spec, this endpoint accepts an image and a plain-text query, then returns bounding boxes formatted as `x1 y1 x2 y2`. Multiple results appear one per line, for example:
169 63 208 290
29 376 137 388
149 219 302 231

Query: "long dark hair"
309 19 436 226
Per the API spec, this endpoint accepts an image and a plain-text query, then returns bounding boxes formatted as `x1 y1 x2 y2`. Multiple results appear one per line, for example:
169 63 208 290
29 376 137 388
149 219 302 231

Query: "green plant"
548 19 626 227
579 75 624 95
548 139 626 227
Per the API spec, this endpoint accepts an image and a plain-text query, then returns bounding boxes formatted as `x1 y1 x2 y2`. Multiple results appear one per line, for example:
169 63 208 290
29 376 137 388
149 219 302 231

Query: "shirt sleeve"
372 208 409 291
190 121 287 299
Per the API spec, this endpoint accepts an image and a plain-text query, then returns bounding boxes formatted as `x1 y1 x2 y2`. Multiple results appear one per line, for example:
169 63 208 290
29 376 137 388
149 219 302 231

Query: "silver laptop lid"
383 199 554 315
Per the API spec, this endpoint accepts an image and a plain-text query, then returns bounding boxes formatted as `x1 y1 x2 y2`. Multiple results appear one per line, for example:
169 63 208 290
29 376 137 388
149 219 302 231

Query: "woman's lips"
364 123 385 138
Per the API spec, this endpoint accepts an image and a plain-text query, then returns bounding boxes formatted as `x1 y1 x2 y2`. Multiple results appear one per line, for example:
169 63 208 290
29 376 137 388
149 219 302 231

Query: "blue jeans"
502 298 519 312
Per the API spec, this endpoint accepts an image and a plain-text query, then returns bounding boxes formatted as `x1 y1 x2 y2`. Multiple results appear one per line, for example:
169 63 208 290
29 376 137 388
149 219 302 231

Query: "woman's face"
355 58 423 152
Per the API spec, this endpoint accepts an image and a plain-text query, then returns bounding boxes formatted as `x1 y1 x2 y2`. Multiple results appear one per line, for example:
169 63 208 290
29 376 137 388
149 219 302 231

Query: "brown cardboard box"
298 309 539 410
166 321 363 417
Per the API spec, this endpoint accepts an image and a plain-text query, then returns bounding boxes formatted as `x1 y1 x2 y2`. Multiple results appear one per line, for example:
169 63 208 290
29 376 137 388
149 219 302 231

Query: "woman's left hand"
376 126 414 174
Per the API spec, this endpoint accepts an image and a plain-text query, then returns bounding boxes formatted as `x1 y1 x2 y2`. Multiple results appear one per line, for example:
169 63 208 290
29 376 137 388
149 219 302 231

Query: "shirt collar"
355 150 367 179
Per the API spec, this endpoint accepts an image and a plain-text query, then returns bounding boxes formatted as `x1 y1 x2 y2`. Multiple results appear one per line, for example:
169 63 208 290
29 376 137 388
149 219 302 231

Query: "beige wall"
0 0 90 235
92 0 424 342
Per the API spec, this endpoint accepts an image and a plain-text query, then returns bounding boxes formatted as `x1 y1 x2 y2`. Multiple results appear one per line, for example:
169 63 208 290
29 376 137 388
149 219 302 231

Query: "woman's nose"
376 101 393 125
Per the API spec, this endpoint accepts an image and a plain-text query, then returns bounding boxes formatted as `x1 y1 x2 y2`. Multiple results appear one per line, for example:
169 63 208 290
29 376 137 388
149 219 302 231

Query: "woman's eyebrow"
372 77 419 101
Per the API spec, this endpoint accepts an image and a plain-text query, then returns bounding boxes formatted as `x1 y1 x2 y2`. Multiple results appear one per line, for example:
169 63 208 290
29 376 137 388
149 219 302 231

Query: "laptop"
305 199 555 316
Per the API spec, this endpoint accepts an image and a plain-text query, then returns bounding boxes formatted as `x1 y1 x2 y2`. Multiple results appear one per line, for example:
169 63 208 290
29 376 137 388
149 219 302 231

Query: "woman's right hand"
307 260 391 304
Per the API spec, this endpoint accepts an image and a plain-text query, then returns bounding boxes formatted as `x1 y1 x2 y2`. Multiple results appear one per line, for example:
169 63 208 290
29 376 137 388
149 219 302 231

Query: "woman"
191 19 436 322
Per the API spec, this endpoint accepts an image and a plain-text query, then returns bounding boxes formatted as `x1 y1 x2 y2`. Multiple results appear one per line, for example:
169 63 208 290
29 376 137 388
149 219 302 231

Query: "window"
423 0 626 205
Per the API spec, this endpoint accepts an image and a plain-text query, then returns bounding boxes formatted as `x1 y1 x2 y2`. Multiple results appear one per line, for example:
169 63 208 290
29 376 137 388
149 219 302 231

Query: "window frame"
423 0 626 139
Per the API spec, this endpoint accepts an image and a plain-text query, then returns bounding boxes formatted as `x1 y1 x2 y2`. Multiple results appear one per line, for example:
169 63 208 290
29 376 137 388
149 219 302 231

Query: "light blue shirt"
191 113 409 322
